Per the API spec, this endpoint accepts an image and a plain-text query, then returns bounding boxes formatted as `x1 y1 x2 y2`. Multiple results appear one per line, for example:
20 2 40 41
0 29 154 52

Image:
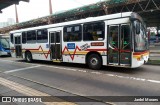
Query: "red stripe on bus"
86 49 107 51
120 49 132 52
62 46 81 60
133 51 149 55
15 46 50 59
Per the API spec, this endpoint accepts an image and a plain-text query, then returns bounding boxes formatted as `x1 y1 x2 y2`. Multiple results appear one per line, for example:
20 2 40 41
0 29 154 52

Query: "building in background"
0 18 15 28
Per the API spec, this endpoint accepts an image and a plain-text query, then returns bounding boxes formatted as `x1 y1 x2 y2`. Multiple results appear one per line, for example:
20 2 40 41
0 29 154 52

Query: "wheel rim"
27 54 31 61
90 58 98 66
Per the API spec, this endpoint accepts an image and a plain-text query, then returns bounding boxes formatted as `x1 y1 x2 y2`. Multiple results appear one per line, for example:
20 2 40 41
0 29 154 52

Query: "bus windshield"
134 20 148 52
0 38 10 48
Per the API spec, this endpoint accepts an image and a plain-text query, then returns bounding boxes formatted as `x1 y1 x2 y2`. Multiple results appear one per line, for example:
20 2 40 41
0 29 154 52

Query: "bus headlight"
137 55 144 61
137 57 140 61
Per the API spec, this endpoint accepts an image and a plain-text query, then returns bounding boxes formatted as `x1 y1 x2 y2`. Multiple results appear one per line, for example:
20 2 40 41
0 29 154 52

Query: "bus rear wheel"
25 52 32 62
87 54 102 70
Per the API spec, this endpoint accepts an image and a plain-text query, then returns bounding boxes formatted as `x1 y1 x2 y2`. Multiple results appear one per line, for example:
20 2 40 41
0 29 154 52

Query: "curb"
146 60 160 66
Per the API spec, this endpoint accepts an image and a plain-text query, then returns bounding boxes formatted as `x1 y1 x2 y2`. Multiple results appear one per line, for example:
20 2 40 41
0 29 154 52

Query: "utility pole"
49 0 53 15
15 4 19 23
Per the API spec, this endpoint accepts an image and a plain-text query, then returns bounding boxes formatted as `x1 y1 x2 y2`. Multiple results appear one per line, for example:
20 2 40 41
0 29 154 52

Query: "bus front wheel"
87 54 102 70
25 52 32 62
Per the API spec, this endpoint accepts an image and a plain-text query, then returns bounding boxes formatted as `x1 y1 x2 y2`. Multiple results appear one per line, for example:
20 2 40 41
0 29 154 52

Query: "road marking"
78 70 87 72
0 59 14 63
0 77 77 105
105 74 160 84
4 65 42 74
43 65 160 84
147 80 160 84
0 59 38 66
91 71 102 75
1 59 160 84
45 65 160 84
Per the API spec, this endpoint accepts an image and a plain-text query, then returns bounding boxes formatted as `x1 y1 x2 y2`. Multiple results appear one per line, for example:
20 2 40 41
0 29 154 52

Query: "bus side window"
63 25 82 42
74 25 82 41
27 30 36 43
63 27 70 42
22 32 26 44
37 29 48 43
121 25 130 50
64 33 69 41
83 24 93 41
109 26 119 48
83 22 105 41
10 34 14 44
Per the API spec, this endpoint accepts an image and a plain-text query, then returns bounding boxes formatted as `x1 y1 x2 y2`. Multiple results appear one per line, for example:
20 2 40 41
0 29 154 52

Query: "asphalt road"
0 57 160 105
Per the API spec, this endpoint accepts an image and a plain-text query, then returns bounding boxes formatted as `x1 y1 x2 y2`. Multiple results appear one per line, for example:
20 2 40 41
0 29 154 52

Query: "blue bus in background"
0 34 10 56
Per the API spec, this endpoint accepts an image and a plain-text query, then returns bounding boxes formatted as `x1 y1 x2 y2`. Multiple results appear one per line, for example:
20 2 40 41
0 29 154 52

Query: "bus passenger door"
107 24 131 66
49 31 62 62
107 25 119 65
14 34 22 57
119 24 131 66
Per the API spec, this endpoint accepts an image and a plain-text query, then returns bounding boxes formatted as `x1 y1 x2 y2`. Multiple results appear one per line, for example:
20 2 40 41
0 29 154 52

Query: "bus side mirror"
136 22 140 34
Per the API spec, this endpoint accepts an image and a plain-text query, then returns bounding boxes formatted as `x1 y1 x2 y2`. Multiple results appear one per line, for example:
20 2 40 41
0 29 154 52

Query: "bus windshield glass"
134 20 148 52
0 38 10 48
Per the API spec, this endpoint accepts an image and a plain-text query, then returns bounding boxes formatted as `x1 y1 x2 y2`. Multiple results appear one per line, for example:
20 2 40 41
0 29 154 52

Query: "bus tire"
87 54 102 70
25 52 32 62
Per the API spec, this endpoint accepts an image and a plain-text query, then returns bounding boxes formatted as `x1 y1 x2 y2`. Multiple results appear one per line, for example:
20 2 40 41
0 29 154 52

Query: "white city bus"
10 12 149 69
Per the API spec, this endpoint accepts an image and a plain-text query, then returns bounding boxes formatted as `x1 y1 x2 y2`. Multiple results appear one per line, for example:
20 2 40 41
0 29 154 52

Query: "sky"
0 0 104 23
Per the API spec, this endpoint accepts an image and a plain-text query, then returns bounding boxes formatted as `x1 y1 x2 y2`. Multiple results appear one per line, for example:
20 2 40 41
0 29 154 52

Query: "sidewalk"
0 73 108 105
147 43 160 65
